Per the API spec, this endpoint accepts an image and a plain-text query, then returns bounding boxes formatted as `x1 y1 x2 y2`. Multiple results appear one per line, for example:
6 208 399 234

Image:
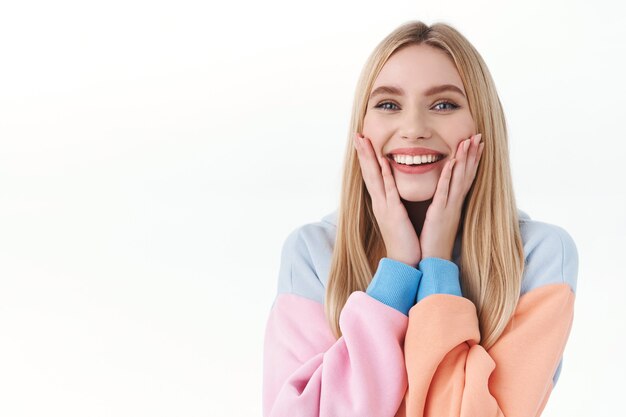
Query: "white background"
1 1 624 416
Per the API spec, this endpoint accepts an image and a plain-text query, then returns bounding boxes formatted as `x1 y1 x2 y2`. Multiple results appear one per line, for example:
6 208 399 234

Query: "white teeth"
393 154 442 165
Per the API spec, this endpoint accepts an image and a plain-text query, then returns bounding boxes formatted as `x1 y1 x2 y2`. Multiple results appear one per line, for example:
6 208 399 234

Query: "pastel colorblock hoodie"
262 208 578 417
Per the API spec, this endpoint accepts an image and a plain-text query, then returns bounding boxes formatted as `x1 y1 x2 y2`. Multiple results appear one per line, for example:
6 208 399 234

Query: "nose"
399 107 431 140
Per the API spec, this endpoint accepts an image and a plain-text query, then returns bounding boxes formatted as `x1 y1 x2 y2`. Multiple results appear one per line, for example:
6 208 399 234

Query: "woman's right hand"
353 132 421 267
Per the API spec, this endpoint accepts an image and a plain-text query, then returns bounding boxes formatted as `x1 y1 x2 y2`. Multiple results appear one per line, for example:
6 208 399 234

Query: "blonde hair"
325 20 524 350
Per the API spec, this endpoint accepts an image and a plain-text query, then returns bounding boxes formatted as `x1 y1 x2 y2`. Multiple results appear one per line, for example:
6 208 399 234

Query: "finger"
434 158 456 207
461 137 473 177
354 133 386 201
379 154 401 206
450 138 469 194
459 138 470 172
466 134 480 173
472 142 485 175
462 142 484 197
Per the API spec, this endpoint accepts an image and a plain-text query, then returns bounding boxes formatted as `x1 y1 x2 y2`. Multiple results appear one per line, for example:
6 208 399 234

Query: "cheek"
449 117 478 153
361 120 377 140
362 111 389 136
361 124 385 158
450 112 476 147
452 139 463 153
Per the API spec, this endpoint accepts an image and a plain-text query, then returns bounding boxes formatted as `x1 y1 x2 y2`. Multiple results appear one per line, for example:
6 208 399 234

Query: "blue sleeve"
366 257 422 316
416 257 462 302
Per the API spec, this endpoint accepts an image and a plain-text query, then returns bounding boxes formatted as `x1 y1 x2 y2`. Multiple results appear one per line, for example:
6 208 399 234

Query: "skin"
353 43 484 266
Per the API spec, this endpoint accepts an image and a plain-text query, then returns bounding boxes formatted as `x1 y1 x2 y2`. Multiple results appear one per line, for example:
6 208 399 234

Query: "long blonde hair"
325 20 524 350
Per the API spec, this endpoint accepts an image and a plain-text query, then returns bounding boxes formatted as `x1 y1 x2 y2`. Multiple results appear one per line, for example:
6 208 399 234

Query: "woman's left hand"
419 133 484 261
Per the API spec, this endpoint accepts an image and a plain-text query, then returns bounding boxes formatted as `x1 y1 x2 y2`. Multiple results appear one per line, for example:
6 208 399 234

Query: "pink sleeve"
263 291 409 417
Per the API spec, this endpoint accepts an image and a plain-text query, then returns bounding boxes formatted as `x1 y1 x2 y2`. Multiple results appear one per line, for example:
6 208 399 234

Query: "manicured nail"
463 139 470 151
474 133 482 145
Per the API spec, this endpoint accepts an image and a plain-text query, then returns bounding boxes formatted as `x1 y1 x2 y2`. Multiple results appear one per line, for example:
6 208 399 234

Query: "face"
362 43 477 202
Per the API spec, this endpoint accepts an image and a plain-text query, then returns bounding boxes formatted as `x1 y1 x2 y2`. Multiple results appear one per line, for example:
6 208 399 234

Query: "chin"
398 189 436 202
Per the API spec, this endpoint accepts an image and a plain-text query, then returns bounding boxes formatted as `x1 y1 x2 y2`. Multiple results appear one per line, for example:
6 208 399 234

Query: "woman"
263 20 578 417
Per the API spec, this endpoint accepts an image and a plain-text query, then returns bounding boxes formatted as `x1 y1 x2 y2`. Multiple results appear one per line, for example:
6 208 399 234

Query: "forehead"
373 44 464 92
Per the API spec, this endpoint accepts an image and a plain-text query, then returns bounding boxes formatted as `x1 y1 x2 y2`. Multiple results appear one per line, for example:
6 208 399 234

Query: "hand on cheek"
419 133 484 260
353 132 422 267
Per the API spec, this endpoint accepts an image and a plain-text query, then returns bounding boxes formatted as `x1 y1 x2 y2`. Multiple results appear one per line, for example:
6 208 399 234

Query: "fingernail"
474 133 482 145
463 139 470 151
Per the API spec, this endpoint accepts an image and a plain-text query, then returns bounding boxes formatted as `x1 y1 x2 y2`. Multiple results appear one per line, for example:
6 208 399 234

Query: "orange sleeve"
397 283 575 417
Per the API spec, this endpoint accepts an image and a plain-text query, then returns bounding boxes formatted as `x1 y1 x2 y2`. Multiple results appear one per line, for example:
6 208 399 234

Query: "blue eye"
433 101 460 111
374 100 460 112
374 101 399 111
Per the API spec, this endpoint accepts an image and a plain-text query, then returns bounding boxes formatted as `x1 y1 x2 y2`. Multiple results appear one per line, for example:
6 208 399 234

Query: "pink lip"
389 155 446 174
387 147 445 156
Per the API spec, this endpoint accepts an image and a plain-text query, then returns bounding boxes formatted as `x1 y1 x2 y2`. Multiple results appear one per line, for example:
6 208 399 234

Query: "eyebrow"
369 84 466 100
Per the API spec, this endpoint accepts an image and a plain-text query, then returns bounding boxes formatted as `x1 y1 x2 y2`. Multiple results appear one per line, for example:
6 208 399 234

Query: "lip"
388 155 446 174
387 147 445 157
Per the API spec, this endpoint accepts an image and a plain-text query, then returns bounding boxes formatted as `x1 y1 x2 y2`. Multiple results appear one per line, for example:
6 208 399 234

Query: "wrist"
386 255 419 268
420 253 452 262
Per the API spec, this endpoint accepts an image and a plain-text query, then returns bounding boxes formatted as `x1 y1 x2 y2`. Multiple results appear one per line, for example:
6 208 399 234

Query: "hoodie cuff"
366 257 422 316
416 257 462 302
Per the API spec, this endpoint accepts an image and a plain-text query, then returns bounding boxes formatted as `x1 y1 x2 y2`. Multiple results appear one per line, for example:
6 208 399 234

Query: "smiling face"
362 43 477 202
